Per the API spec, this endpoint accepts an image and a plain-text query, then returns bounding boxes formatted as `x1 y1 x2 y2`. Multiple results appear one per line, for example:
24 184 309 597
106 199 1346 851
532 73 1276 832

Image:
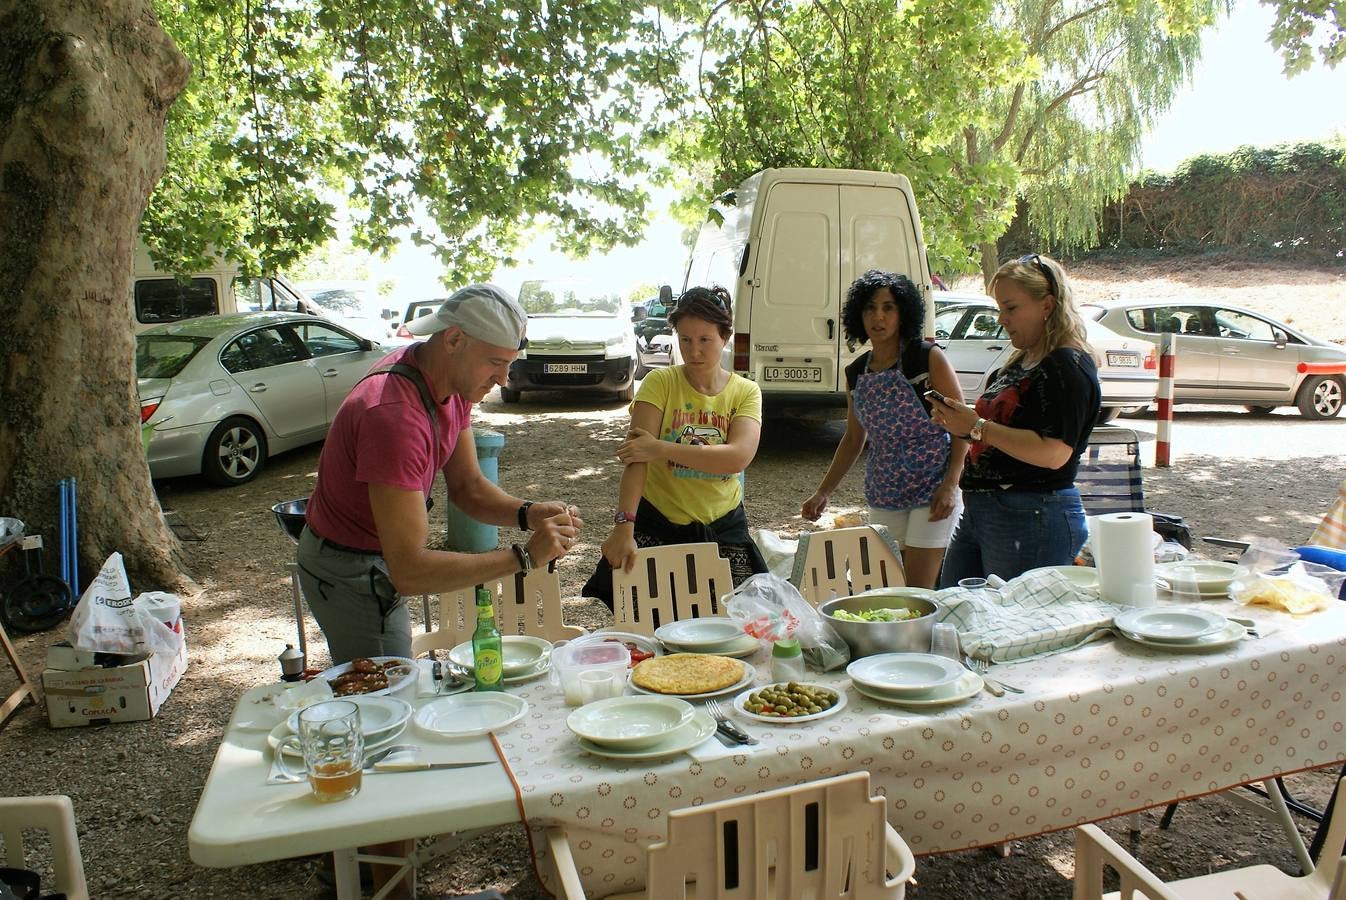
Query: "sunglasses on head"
676 290 730 313
1018 254 1059 298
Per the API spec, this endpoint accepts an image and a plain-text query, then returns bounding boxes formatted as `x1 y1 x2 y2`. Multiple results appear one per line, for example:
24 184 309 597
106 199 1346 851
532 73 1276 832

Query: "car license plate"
1105 351 1140 368
763 366 822 383
543 363 588 374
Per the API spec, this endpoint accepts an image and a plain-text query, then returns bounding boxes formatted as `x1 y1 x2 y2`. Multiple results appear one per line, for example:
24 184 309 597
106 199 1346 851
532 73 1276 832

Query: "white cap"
404 283 528 350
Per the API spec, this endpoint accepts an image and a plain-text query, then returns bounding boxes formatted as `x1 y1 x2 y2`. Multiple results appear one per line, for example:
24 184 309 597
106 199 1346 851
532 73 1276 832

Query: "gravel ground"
2 256 1344 899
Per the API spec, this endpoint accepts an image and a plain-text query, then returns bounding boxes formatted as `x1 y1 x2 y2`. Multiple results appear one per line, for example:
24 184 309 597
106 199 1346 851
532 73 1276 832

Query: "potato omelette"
631 653 744 695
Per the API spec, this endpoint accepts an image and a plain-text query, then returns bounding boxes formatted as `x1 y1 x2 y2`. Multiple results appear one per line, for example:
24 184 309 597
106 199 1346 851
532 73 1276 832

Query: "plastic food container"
550 637 631 707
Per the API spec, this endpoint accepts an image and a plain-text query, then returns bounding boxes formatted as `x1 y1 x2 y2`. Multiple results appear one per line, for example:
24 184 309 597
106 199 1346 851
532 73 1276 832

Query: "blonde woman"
928 254 1101 585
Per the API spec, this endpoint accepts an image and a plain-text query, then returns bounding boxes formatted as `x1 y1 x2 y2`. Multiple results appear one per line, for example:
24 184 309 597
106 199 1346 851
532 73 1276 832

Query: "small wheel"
2 574 73 633
1245 405 1276 415
500 386 522 403
1296 376 1343 419
203 416 267 486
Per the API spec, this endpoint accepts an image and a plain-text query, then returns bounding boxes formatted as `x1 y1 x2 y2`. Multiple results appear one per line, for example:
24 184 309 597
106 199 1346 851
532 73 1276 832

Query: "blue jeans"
937 487 1088 587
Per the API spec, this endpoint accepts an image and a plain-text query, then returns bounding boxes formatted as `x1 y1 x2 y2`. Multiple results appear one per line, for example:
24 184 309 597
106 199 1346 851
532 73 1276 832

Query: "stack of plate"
567 696 716 759
654 618 759 658
269 695 413 756
448 635 553 684
1113 606 1243 652
1156 561 1239 599
846 653 982 708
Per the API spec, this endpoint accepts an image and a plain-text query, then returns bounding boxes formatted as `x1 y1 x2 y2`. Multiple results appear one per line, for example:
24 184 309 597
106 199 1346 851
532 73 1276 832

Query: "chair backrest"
644 771 914 899
791 525 905 606
1077 427 1146 516
413 564 583 656
0 795 90 900
611 543 734 636
1309 476 1346 551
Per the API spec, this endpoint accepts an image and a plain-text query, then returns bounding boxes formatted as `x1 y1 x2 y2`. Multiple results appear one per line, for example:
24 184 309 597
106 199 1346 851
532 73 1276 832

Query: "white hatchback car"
137 312 389 486
934 293 1157 423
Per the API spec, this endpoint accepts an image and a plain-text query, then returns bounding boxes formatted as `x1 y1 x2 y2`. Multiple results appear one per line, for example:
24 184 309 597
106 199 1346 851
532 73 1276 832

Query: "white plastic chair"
416 563 584 656
545 771 916 899
1073 777 1346 900
610 543 734 637
0 795 90 900
791 525 906 606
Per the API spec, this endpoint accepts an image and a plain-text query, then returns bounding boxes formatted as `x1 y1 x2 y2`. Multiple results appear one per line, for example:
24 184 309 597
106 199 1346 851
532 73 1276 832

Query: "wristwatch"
613 510 637 525
969 417 988 441
511 543 534 573
517 500 534 531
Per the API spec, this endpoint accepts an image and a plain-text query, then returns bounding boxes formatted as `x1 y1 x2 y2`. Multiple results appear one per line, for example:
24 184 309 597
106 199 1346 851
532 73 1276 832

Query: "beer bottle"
472 587 504 691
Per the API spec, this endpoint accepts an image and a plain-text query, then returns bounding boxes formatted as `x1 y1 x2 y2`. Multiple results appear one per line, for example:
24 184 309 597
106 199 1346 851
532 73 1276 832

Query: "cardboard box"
42 630 189 728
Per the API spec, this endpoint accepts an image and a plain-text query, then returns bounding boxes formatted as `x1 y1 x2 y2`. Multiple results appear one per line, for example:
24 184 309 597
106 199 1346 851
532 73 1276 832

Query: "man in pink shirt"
298 283 581 664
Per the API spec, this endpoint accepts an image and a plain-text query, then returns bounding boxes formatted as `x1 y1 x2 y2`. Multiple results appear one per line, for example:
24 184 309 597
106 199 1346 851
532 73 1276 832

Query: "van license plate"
544 363 588 374
763 366 822 382
1105 352 1139 368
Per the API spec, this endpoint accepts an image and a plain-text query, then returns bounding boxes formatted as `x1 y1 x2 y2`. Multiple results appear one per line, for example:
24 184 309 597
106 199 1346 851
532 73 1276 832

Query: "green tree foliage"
667 0 1223 282
144 0 682 281
1265 0 1345 72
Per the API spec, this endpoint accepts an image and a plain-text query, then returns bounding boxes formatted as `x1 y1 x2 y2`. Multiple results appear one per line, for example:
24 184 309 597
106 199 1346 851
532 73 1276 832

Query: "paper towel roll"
1092 512 1156 606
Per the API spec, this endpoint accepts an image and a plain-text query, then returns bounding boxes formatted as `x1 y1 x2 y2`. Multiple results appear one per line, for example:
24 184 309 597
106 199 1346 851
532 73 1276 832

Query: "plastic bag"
66 553 185 656
752 529 798 580
723 573 850 671
1229 539 1346 613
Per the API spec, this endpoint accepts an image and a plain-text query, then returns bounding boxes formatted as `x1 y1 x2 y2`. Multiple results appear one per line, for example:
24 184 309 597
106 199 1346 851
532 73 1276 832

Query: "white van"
131 241 314 331
675 168 934 399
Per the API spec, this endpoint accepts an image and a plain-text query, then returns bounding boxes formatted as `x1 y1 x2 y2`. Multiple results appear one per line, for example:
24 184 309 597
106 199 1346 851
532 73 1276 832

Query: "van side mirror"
659 285 673 304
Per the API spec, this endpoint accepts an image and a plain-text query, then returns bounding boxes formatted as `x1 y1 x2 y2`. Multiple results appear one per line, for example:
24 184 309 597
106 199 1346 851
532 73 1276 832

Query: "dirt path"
3 255 1344 899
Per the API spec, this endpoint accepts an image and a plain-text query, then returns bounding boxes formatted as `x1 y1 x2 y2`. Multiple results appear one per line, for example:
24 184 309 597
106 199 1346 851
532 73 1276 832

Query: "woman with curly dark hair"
802 270 966 588
583 285 767 608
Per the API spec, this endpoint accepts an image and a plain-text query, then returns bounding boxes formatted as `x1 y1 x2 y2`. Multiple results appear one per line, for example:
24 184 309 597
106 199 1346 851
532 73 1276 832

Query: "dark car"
633 287 674 377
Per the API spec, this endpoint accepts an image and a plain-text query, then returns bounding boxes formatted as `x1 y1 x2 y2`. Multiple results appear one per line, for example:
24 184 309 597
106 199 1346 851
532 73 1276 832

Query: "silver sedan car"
137 312 390 486
1084 301 1346 419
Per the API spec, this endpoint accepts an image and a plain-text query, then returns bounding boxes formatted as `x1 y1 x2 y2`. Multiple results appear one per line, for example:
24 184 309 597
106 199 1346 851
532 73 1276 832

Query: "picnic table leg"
332 848 362 899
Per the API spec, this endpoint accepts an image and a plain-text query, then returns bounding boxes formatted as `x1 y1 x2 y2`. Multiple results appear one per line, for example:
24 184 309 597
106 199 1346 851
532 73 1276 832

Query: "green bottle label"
474 648 503 688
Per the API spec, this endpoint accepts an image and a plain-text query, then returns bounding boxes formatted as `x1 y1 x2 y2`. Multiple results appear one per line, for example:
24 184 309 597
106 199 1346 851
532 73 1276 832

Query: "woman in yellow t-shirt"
583 286 766 609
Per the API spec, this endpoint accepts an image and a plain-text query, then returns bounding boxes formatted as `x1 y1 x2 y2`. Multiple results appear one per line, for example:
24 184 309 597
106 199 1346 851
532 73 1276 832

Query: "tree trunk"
978 241 999 289
0 1 193 595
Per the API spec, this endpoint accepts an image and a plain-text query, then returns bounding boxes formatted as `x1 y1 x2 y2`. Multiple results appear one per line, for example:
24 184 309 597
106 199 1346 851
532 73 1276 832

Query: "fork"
362 743 419 770
964 656 1024 694
704 699 757 745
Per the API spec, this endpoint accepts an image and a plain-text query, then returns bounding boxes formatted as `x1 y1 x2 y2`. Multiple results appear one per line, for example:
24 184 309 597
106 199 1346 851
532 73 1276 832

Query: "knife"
715 719 758 746
371 759 496 772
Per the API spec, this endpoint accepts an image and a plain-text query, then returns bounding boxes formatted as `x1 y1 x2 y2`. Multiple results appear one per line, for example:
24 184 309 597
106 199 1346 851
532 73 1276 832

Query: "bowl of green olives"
734 682 846 724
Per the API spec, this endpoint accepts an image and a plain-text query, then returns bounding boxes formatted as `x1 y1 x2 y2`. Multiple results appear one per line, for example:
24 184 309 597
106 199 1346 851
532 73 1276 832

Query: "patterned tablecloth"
498 600 1346 897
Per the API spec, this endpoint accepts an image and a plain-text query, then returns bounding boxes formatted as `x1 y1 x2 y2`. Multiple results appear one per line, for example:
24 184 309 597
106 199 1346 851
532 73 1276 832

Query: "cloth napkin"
935 569 1127 663
687 734 755 762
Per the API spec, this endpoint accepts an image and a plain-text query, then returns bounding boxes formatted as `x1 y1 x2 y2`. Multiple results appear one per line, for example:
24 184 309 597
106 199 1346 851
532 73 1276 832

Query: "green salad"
831 607 920 623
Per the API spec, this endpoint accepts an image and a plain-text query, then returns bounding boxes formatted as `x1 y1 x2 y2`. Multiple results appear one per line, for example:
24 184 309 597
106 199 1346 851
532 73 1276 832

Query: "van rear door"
749 182 841 392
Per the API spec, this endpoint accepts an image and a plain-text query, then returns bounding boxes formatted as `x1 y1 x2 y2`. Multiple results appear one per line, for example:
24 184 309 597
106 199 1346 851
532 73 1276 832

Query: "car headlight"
604 332 633 358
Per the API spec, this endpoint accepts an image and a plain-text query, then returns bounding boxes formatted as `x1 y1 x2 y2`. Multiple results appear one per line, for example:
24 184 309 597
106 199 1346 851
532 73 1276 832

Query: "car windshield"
308 289 370 316
519 281 620 317
136 334 212 379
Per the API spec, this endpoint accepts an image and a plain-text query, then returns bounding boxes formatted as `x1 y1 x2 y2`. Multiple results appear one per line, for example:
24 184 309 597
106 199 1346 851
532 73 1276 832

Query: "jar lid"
772 638 802 658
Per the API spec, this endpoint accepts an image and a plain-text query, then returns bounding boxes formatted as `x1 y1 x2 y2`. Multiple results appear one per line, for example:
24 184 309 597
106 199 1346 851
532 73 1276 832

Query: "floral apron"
853 364 950 510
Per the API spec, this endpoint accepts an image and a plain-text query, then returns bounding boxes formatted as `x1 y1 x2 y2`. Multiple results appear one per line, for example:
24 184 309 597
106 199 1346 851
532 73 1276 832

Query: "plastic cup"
578 669 620 705
930 623 961 660
958 577 989 591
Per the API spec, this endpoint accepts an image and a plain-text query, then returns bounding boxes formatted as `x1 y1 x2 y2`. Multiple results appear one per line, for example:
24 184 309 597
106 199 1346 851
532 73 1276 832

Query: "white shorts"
868 498 961 550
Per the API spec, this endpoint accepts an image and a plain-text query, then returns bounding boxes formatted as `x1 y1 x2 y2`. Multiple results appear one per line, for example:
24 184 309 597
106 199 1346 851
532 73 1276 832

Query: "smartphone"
923 389 951 406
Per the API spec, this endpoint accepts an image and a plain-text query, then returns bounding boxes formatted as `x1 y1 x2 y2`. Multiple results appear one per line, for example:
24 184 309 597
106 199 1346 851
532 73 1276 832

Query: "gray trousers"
296 527 411 664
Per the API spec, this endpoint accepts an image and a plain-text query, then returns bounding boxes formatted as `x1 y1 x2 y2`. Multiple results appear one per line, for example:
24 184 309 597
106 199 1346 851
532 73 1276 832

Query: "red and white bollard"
1155 333 1175 467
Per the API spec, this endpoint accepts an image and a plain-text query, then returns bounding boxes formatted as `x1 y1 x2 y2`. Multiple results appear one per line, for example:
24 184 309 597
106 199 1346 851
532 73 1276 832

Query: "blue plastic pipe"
68 477 78 595
58 479 69 589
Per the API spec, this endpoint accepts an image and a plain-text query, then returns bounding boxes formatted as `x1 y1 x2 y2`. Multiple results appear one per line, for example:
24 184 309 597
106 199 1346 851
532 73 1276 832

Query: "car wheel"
1296 376 1344 419
500 387 521 403
1095 407 1120 425
1119 405 1150 418
203 416 267 486
1245 405 1276 415
616 382 635 403
634 358 651 379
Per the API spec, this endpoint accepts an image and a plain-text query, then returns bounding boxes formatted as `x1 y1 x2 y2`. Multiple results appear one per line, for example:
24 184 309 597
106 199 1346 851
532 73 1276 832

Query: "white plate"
1157 560 1239 588
1024 565 1099 591
1117 620 1247 653
1114 607 1227 642
567 696 695 749
448 636 555 676
267 719 406 758
733 683 847 724
578 710 717 759
851 671 983 708
628 661 758 700
317 656 416 698
846 653 966 696
286 695 412 740
654 618 745 651
660 633 760 659
413 693 529 738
